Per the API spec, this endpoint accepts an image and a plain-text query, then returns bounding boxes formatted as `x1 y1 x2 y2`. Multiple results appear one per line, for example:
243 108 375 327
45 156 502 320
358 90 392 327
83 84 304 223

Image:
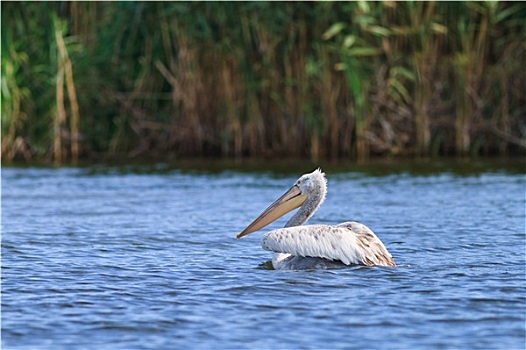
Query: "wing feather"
261 222 395 267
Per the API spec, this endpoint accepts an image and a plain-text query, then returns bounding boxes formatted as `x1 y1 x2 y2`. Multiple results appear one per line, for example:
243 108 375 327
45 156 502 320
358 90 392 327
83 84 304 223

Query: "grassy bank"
2 1 525 164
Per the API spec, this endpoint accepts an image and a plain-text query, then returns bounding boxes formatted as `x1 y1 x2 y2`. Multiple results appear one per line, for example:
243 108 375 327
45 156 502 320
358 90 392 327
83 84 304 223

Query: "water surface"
2 162 525 349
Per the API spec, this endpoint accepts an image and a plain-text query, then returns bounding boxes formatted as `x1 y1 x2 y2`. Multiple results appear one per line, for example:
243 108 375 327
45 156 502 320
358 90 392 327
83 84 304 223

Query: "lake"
2 160 525 349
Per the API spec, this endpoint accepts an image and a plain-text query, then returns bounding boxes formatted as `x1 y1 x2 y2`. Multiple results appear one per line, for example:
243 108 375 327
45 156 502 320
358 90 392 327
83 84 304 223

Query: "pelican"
236 168 395 270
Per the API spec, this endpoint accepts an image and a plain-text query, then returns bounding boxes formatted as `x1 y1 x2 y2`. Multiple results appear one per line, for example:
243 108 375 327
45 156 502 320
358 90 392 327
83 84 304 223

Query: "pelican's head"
236 168 327 239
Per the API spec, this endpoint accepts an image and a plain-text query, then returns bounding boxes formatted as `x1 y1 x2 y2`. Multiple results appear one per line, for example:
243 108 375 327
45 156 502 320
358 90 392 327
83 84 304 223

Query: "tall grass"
2 1 525 164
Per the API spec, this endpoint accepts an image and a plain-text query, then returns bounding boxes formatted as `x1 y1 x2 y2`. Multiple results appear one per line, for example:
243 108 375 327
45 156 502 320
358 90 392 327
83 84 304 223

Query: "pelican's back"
261 222 395 267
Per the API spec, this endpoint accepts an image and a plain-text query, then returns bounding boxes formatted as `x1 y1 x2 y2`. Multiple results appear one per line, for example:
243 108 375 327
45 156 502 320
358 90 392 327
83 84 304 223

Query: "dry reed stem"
54 20 80 164
54 28 66 166
62 42 80 163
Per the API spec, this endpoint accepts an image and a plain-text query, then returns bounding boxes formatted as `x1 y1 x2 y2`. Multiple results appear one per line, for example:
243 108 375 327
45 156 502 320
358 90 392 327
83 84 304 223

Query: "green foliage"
1 1 525 163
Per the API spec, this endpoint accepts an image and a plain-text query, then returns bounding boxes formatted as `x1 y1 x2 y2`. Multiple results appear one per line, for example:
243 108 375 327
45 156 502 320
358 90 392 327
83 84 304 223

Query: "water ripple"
2 167 525 350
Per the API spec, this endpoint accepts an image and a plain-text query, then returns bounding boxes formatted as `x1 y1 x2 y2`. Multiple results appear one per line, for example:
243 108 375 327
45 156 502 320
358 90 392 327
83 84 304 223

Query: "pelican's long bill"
236 185 307 239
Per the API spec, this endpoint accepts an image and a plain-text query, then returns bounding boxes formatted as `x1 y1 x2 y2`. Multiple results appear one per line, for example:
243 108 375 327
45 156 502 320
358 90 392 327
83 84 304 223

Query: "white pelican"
236 168 395 270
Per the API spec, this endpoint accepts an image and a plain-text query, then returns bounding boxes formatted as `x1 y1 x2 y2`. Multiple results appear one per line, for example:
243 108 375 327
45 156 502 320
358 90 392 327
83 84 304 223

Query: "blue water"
2 163 525 349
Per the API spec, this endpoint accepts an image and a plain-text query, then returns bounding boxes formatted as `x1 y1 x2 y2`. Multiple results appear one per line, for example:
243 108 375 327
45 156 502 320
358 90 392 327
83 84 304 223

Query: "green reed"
1 1 525 164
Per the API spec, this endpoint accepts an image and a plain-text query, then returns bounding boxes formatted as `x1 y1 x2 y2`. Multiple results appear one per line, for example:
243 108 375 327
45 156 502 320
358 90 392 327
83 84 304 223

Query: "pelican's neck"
285 176 326 227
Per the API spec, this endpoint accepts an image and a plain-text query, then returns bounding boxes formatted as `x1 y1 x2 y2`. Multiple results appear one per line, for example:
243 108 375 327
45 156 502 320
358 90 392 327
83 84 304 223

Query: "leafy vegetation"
2 1 525 164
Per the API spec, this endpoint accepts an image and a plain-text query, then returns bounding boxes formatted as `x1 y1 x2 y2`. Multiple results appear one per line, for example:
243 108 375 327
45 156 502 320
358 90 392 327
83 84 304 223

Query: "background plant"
2 1 525 164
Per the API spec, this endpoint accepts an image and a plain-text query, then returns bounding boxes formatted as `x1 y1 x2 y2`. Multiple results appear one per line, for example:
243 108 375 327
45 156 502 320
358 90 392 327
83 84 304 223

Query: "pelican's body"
237 169 395 270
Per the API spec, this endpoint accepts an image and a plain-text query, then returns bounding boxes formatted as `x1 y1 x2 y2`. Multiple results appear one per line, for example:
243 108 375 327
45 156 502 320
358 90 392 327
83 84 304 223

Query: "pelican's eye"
296 180 301 186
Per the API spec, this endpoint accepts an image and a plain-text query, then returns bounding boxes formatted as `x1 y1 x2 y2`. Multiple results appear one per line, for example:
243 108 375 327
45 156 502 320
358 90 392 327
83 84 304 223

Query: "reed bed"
2 1 525 164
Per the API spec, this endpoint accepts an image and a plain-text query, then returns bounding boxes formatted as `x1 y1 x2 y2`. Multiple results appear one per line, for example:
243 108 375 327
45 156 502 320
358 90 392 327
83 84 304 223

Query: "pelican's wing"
261 222 395 267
